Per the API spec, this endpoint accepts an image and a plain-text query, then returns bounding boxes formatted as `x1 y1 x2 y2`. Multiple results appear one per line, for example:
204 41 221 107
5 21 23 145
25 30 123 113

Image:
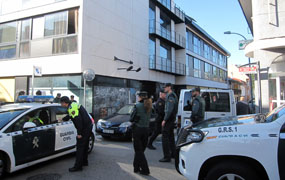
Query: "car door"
51 106 76 152
203 91 232 119
276 108 285 179
6 108 55 166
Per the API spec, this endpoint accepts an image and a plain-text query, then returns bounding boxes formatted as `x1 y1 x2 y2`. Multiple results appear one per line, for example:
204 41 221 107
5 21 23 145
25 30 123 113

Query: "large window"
213 66 218 81
212 49 218 64
194 58 201 78
205 63 212 80
20 19 31 58
149 38 156 69
204 43 210 59
160 12 171 40
193 35 201 55
201 92 230 112
44 11 67 37
160 43 171 60
0 22 17 44
149 3 156 33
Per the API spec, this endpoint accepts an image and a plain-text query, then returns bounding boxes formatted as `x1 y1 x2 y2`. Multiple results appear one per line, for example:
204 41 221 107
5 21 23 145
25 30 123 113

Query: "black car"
96 104 156 140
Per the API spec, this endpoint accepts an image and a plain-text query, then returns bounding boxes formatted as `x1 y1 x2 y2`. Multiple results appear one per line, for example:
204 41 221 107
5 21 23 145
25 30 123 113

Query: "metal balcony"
150 0 185 23
149 55 186 76
149 20 186 49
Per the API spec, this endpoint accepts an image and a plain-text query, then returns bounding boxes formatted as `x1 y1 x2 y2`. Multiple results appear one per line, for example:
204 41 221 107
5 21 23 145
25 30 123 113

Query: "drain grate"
27 173 61 180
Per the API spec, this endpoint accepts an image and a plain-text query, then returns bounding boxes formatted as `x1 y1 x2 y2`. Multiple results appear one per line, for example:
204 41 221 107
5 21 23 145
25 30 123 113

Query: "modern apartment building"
239 0 285 112
0 0 229 119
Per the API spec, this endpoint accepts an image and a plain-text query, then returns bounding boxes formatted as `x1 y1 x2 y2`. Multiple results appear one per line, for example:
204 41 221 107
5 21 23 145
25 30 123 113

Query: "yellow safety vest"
68 102 81 119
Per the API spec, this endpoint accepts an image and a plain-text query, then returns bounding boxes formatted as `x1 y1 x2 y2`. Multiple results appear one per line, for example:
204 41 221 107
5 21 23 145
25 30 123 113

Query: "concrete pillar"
155 6 160 35
277 76 281 107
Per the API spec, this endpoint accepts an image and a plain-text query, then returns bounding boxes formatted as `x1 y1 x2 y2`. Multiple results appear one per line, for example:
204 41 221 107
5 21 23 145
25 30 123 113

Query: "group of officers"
130 83 205 175
54 83 205 175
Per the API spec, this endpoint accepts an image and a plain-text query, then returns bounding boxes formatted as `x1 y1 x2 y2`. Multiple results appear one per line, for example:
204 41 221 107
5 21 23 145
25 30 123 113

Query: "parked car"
96 104 156 140
175 104 285 180
177 89 236 128
0 97 96 177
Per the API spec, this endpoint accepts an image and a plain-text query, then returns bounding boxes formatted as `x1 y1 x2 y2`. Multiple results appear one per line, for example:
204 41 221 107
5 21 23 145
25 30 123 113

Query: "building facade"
0 0 229 119
239 0 285 112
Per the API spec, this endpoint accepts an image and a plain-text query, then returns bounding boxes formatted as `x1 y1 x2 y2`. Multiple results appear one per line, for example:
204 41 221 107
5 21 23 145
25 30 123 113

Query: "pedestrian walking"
191 87 205 124
147 90 166 150
130 91 152 175
60 96 93 172
160 83 178 163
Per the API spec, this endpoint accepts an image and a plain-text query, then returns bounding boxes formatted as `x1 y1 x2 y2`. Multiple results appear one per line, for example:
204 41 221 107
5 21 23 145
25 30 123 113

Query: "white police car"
176 104 285 180
0 96 95 177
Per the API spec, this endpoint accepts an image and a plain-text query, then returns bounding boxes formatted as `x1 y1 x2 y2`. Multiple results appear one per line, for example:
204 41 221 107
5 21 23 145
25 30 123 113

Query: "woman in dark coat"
130 91 152 175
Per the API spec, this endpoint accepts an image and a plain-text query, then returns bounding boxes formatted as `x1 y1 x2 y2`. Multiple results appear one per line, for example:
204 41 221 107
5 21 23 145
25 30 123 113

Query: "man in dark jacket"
147 90 166 150
191 87 205 124
60 96 93 172
160 83 178 162
236 96 250 115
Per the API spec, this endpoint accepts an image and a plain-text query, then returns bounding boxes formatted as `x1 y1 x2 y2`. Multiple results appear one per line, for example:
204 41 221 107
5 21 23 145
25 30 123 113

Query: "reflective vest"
68 102 81 119
29 117 44 125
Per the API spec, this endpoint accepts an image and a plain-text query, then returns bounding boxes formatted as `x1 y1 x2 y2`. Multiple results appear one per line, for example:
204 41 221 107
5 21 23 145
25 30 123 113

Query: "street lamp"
224 31 254 111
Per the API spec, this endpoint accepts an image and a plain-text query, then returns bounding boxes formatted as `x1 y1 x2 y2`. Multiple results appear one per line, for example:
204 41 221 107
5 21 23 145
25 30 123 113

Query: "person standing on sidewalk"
159 83 178 163
147 90 166 150
130 91 152 175
60 96 93 172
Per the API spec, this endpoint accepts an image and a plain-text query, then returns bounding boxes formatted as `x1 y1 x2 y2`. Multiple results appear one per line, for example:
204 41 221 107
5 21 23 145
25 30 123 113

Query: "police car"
0 96 95 177
176 104 285 180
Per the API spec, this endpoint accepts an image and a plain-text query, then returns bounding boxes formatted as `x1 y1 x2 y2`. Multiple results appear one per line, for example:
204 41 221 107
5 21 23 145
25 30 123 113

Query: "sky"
175 0 252 66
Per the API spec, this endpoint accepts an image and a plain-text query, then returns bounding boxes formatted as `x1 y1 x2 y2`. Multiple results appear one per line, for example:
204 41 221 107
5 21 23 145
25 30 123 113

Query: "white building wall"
81 0 175 84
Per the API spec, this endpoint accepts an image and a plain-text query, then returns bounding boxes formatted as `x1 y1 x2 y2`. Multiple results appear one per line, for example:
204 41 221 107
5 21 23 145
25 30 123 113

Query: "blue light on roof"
18 95 54 103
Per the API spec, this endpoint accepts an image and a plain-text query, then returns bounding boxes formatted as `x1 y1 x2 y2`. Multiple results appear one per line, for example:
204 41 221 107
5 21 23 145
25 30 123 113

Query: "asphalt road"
5 135 187 180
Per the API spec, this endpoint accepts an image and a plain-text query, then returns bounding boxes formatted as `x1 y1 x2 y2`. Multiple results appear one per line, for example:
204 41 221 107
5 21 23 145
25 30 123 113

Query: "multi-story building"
239 0 285 112
0 0 229 119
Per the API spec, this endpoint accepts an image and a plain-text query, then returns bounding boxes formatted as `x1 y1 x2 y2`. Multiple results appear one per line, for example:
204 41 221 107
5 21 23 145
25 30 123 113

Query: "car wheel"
88 134 95 154
205 161 259 180
0 154 6 178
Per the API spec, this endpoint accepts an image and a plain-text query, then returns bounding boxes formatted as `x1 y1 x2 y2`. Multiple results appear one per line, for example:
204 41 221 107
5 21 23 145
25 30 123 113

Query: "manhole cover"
27 173 61 180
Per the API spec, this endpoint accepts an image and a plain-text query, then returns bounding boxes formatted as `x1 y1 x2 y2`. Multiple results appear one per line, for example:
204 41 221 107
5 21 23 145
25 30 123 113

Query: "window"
20 19 31 58
0 45 16 59
212 50 218 64
54 106 68 123
160 12 171 40
149 3 156 33
149 38 156 69
204 43 210 59
218 53 223 66
68 9 78 34
205 63 212 80
44 11 67 36
160 43 171 59
53 35 77 54
201 92 230 112
0 109 27 130
186 30 193 51
183 92 192 111
194 58 201 78
213 66 218 81
0 22 17 43
32 16 45 39
193 35 201 55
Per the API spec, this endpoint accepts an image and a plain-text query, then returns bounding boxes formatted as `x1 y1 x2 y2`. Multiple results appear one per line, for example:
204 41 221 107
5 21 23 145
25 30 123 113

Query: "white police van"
0 96 95 177
175 104 285 180
177 89 236 128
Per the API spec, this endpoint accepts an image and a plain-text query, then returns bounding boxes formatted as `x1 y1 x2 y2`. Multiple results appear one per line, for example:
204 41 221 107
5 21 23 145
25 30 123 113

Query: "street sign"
33 66 42 77
239 40 252 50
239 66 257 74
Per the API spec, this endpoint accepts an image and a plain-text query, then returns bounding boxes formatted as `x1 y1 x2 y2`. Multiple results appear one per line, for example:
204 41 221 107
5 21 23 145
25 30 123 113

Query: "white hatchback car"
0 102 95 177
176 104 285 180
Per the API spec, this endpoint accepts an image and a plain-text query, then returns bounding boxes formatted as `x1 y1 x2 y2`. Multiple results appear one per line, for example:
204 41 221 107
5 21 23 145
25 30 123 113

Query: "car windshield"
266 105 285 122
117 105 134 115
0 109 27 130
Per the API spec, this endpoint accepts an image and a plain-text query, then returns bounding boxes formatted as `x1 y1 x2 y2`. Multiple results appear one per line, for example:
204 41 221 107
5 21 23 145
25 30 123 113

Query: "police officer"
147 90 166 150
130 91 152 175
191 87 205 124
160 83 178 163
60 96 93 172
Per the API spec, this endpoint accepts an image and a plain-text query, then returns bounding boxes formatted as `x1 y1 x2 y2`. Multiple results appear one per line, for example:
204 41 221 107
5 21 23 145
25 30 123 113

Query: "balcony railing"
149 20 186 49
149 55 186 75
154 0 185 22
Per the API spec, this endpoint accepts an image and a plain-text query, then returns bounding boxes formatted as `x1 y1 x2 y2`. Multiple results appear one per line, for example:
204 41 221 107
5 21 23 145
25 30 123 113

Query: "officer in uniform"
160 83 178 162
130 91 152 175
191 87 205 124
60 96 93 172
147 90 166 150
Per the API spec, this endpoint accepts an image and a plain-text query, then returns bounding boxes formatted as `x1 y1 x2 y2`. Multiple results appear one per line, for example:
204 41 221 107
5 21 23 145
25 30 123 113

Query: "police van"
177 89 236 128
175 104 285 180
0 96 95 177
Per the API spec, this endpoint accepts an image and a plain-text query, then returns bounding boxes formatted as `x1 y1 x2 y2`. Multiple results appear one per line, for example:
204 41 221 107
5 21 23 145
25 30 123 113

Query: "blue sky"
175 0 252 65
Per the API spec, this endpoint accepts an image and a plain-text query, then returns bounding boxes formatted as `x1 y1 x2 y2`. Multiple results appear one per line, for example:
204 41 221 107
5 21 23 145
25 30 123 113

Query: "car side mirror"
23 122 36 132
